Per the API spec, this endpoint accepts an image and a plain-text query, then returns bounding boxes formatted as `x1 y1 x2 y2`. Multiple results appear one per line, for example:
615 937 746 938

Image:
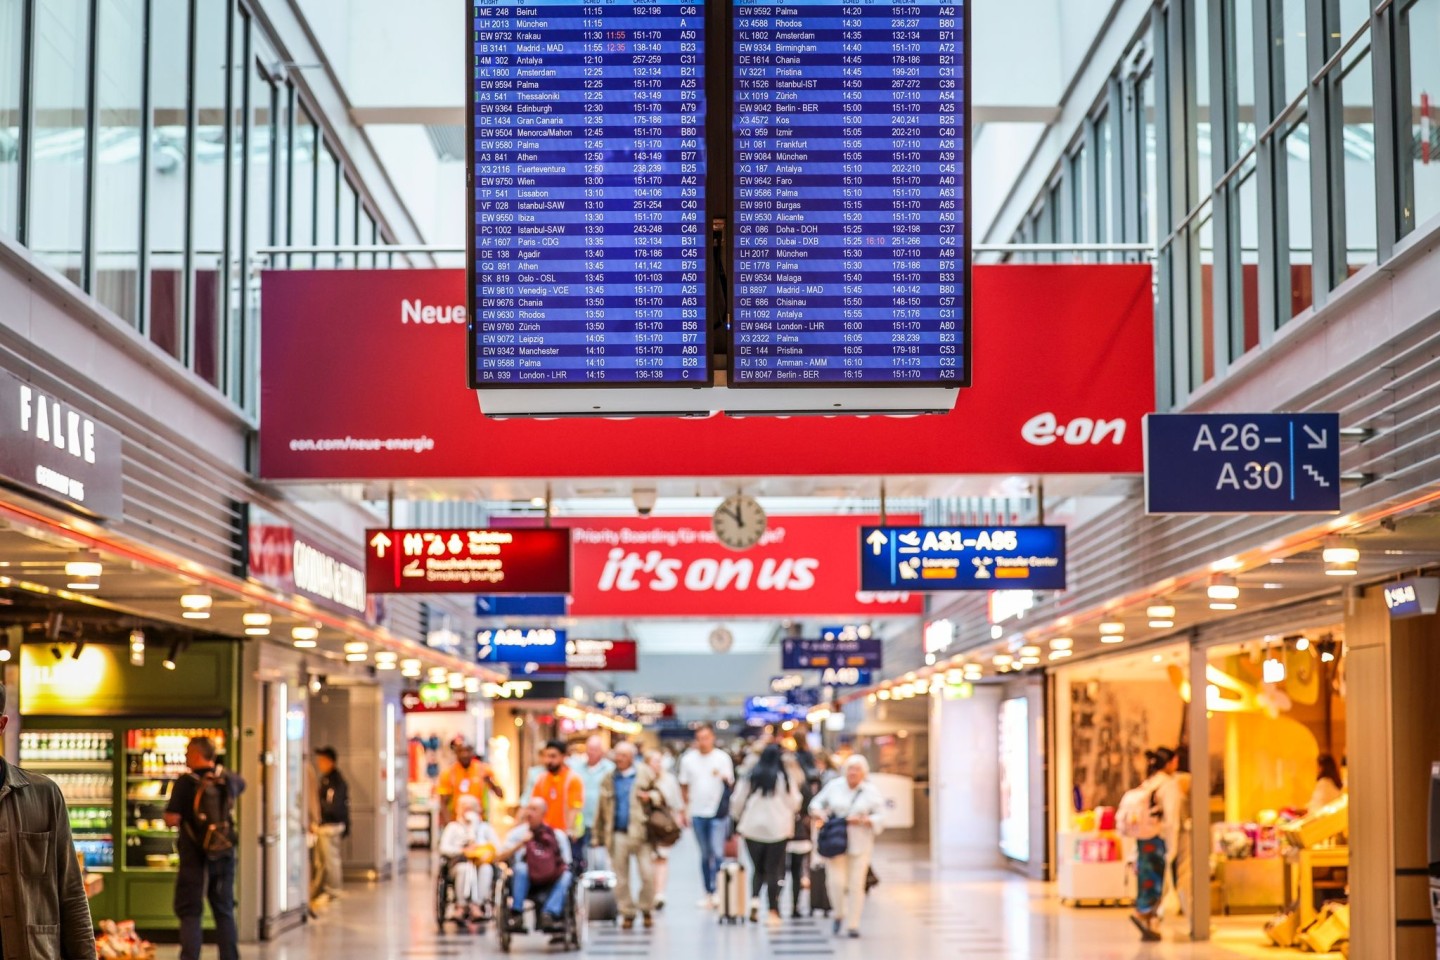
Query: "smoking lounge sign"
563 516 923 617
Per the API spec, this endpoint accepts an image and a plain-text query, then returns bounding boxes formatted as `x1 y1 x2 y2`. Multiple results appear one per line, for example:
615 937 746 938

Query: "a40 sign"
1144 413 1341 514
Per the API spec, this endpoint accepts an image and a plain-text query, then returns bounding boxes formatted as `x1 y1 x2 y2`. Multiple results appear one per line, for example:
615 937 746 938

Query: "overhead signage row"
364 527 571 595
858 526 1067 592
1383 578 1440 620
475 595 568 617
1143 413 1342 514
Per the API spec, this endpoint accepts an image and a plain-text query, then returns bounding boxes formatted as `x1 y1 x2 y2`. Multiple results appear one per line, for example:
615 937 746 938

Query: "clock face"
713 495 767 551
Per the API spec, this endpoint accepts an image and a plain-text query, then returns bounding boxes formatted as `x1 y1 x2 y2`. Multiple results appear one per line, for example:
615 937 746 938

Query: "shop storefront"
1045 612 1350 955
17 638 242 934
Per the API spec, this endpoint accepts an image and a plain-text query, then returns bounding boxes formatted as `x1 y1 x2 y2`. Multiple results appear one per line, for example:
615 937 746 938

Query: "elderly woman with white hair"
806 755 884 938
438 793 501 922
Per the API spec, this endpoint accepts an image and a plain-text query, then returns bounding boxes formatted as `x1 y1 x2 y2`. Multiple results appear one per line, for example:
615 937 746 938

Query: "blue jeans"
175 851 238 960
512 862 574 917
691 815 729 895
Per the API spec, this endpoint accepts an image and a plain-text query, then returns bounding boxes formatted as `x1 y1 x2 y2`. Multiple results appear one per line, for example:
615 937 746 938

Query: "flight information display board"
469 0 708 386
731 0 967 385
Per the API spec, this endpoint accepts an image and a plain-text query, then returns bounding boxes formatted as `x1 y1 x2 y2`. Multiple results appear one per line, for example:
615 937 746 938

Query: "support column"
1187 640 1211 941
929 684 1002 870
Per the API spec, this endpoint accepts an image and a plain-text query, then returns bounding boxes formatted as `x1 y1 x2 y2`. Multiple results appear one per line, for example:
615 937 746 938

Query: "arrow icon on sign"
867 530 889 555
402 560 424 579
1303 426 1329 450
369 531 392 558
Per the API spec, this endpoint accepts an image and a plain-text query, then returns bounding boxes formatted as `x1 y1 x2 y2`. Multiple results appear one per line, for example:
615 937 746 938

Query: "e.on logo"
1021 412 1128 447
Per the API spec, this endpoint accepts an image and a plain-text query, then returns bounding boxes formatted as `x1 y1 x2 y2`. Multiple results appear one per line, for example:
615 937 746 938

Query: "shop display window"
20 730 116 870
124 727 227 871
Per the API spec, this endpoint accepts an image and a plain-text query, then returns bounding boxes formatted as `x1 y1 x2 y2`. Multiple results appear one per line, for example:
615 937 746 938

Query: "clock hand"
735 499 744 528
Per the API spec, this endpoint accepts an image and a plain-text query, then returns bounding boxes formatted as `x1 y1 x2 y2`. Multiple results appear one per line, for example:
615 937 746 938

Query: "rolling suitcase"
718 861 748 924
582 870 619 924
808 862 832 916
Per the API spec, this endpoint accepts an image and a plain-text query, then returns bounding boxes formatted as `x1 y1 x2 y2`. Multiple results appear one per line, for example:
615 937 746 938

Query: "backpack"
1115 784 1162 840
524 825 565 886
188 768 236 859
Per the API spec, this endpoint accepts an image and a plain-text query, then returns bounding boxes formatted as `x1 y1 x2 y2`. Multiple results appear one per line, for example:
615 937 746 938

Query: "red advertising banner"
364 528 571 594
259 266 1154 480
560 516 923 617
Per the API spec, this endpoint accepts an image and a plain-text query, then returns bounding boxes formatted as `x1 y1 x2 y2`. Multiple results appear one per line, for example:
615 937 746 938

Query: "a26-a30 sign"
364 527 571 594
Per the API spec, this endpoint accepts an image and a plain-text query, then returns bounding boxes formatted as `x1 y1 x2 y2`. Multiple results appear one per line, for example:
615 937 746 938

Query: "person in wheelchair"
498 797 575 941
438 795 499 923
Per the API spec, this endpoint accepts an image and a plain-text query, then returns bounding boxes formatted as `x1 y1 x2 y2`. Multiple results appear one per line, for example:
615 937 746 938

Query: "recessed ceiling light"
1149 619 1175 629
1146 605 1176 620
292 626 319 642
1099 621 1125 636
1049 637 1074 650
1262 582 1284 589
1048 650 1072 660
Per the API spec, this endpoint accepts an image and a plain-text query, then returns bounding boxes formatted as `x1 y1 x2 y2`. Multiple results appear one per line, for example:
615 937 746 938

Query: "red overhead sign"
259 266 1154 480
530 639 640 674
559 516 923 617
364 528 571 594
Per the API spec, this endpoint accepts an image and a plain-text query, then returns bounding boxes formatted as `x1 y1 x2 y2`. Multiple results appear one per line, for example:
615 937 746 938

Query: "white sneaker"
699 895 716 909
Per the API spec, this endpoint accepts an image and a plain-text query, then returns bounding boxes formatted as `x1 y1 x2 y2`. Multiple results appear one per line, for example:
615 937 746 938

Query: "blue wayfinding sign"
858 526 1067 592
1144 413 1341 514
782 638 883 671
476 628 567 665
475 595 568 617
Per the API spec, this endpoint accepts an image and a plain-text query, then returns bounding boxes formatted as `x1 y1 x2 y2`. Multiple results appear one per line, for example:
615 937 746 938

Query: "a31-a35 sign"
364 528 572 594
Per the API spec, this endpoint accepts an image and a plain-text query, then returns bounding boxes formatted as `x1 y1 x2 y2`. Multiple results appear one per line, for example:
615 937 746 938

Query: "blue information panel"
470 0 707 386
475 595 569 617
730 0 968 385
1144 413 1341 514
476 627 568 664
858 526 1067 591
782 638 883 670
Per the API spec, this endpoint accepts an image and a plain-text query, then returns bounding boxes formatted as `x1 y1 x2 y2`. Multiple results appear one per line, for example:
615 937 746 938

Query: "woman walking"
1125 746 1182 941
785 751 818 919
646 749 684 911
808 755 885 938
729 743 801 925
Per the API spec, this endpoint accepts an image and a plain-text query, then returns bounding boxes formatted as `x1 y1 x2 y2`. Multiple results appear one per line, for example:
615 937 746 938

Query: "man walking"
0 683 95 959
594 742 661 929
531 740 585 843
437 740 503 826
566 735 614 871
165 736 246 960
678 725 734 908
312 746 349 905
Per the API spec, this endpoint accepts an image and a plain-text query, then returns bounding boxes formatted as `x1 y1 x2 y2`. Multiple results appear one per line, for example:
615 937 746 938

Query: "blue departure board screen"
731 0 967 385
470 0 708 386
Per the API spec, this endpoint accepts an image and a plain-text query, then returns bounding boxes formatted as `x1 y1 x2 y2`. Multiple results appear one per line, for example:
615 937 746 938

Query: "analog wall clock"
712 494 767 551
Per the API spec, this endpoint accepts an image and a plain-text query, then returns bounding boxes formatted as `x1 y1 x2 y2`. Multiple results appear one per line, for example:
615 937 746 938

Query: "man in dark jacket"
0 683 95 960
164 736 245 960
313 747 350 903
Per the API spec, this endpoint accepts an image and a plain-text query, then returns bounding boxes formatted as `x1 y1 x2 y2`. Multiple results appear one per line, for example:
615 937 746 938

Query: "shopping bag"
1264 910 1299 947
1297 901 1349 953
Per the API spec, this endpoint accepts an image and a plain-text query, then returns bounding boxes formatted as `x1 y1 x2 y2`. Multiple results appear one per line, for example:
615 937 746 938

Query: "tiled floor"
192 841 1323 959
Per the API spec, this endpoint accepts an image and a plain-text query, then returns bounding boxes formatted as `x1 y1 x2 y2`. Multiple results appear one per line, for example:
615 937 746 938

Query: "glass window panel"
30 0 89 285
1098 111 1114 252
362 210 376 267
1142 70 1157 244
192 0 227 387
247 66 274 259
0 0 22 238
1404 0 1440 230
1280 0 1310 107
1338 0 1371 40
149 0 188 358
1195 204 1216 387
1338 44 1375 277
1194 0 1212 193
316 145 336 267
289 103 315 266
93 0 144 326
338 177 356 267
1068 146 1088 251
1235 0 1257 155
1237 160 1261 354
1282 111 1314 320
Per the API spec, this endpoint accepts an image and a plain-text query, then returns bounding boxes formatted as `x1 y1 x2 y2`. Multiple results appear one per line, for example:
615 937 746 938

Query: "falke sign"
364 527 572 594
0 370 124 518
560 516 923 617
259 266 1154 480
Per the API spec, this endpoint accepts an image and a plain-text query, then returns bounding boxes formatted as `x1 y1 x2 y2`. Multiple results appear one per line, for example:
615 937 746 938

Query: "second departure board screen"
471 0 707 386
731 0 967 385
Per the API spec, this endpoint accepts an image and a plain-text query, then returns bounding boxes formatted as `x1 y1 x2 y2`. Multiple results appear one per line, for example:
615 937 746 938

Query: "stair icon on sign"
1302 464 1331 487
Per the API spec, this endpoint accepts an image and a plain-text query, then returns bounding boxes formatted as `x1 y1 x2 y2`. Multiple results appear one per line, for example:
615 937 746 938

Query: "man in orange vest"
437 740 504 825
531 740 585 846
